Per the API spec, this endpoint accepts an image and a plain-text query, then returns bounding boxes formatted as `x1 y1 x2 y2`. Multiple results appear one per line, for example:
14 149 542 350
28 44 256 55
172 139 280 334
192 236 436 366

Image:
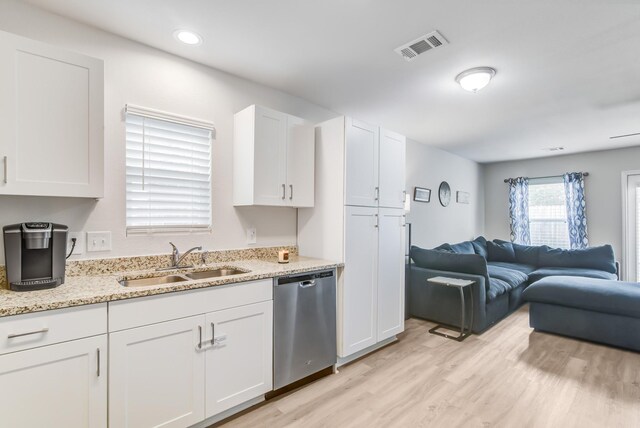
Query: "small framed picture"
413 187 431 203
456 191 470 204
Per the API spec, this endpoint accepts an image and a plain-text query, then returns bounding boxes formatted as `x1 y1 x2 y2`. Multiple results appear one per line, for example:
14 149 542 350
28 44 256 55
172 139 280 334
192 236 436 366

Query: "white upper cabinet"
0 30 104 198
378 129 407 208
344 120 406 208
344 118 379 207
286 114 315 207
233 105 314 207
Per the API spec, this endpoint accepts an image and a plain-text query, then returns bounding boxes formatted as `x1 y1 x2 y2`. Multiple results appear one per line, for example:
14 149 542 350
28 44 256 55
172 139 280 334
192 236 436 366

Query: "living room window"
124 105 213 233
528 178 570 248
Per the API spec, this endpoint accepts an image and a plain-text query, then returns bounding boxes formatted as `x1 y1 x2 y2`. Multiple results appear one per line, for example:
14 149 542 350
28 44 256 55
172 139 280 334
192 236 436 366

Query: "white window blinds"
125 105 213 231
528 179 570 248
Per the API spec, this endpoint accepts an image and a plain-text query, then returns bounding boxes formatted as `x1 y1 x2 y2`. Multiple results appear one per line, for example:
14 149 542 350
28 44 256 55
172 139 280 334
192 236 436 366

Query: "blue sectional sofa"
408 237 618 333
523 276 640 352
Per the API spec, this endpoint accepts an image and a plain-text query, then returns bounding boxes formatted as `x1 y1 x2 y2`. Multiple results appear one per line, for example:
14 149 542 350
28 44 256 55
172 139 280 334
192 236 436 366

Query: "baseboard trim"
337 336 397 367
192 395 264 428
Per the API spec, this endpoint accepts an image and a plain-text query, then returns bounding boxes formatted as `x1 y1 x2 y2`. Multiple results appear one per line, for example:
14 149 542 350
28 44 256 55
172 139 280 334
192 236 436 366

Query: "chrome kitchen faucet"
157 242 202 271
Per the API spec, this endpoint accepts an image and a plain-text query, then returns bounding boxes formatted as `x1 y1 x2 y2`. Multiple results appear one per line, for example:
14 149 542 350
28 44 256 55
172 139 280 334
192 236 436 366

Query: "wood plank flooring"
219 306 640 427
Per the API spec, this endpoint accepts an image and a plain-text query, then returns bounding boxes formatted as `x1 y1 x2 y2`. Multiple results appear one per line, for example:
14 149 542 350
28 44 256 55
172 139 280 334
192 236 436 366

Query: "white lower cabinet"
109 315 206 428
108 280 274 428
340 206 405 358
205 301 273 418
377 208 406 340
0 334 107 428
342 206 379 356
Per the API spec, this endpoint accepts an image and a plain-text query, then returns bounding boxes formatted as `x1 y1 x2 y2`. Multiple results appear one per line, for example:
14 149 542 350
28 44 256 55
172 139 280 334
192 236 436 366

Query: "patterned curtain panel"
563 172 589 249
508 177 531 245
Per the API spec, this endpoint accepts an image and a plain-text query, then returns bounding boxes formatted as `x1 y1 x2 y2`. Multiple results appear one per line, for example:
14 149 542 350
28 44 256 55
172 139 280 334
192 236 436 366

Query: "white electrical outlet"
87 231 112 252
246 227 257 245
67 232 85 256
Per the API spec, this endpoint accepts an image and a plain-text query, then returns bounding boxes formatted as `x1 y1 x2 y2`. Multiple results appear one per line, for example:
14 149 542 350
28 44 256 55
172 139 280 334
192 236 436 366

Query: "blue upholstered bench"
523 276 640 352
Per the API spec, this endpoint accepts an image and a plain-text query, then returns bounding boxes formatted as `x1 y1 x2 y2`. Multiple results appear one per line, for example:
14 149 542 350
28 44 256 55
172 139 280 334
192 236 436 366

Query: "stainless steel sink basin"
120 275 188 287
119 267 249 287
185 268 247 280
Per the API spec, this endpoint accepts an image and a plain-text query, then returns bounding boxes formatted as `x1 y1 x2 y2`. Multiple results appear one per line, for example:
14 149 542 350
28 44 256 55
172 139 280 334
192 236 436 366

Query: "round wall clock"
438 181 451 207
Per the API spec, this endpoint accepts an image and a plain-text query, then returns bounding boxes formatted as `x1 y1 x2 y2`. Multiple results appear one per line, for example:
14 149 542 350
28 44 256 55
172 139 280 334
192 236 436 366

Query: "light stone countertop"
0 256 342 317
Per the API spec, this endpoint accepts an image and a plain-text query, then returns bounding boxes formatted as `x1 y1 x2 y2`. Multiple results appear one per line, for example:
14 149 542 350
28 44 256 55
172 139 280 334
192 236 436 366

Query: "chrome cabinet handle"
402 190 407 202
97 348 101 377
7 327 49 339
210 322 215 345
289 184 293 200
197 325 203 349
374 187 379 201
374 214 379 228
3 156 7 184
281 184 286 200
299 280 316 288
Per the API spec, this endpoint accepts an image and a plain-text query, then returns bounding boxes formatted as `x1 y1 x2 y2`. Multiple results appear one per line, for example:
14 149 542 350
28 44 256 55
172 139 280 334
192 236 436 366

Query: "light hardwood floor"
220 305 640 428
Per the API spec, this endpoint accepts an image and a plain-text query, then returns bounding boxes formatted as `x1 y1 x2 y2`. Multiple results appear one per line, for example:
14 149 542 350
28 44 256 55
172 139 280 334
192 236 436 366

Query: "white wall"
484 145 640 260
0 0 337 261
406 139 484 249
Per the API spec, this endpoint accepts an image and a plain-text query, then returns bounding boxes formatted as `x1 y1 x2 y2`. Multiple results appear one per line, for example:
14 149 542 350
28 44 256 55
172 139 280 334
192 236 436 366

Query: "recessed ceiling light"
173 30 203 45
455 67 496 92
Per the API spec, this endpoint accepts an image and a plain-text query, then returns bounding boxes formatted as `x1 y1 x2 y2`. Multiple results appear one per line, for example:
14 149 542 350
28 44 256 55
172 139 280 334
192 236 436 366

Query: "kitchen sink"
120 275 188 287
119 267 249 287
185 268 247 280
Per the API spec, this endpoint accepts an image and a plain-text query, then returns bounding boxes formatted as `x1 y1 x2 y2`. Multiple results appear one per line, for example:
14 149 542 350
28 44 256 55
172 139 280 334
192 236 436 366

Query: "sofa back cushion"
471 236 488 259
513 243 540 266
495 239 540 266
537 245 617 273
449 241 476 254
487 241 517 263
410 246 490 287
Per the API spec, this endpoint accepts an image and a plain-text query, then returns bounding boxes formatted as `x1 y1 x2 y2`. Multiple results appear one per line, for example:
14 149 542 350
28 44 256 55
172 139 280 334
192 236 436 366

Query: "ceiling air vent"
395 31 448 62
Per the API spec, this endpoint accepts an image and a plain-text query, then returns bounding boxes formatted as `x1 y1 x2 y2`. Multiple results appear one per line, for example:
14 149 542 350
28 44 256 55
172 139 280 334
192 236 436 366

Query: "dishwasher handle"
299 280 316 288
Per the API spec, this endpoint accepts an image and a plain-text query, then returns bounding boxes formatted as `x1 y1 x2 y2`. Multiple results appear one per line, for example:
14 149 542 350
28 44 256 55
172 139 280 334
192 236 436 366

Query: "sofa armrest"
408 265 488 332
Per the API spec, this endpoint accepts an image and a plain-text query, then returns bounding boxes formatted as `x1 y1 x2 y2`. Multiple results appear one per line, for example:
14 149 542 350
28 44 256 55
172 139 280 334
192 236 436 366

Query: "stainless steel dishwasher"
273 269 337 390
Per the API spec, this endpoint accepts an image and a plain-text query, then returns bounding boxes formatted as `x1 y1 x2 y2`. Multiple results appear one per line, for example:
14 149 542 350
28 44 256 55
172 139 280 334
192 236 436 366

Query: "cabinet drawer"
109 279 273 332
0 303 107 355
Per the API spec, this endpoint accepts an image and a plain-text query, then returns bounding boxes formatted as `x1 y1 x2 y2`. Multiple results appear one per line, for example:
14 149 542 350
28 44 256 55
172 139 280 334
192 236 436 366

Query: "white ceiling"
22 0 640 163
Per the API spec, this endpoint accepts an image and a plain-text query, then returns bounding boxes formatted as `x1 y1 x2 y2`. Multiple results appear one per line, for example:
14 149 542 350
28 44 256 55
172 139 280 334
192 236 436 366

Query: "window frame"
124 104 214 235
622 170 640 281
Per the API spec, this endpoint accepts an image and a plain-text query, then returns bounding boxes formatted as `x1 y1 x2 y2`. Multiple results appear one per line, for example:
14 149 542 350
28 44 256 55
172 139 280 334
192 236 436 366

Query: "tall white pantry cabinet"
298 116 406 360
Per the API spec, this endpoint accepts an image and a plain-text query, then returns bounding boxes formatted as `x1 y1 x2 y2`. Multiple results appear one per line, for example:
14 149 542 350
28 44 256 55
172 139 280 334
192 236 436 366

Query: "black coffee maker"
3 222 68 291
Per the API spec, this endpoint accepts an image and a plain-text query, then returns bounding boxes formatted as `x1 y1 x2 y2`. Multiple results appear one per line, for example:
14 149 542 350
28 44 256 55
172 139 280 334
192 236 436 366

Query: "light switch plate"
87 231 112 252
67 232 85 256
246 227 257 245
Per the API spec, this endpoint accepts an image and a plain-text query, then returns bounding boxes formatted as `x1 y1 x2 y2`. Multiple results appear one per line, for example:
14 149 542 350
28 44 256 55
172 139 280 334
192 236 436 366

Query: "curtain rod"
503 172 589 183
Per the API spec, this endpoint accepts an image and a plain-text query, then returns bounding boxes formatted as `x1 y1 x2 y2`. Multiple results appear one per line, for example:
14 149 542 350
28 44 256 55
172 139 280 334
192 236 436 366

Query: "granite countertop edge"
0 257 343 318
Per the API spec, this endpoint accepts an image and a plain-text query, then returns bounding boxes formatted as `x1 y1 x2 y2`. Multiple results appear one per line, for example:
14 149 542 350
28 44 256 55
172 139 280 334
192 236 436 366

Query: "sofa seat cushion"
488 278 513 301
523 276 640 319
487 264 529 288
487 261 536 275
528 267 617 283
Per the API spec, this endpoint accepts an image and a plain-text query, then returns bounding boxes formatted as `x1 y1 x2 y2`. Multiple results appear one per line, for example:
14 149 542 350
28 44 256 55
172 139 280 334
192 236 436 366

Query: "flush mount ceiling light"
173 30 203 45
455 67 496 92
